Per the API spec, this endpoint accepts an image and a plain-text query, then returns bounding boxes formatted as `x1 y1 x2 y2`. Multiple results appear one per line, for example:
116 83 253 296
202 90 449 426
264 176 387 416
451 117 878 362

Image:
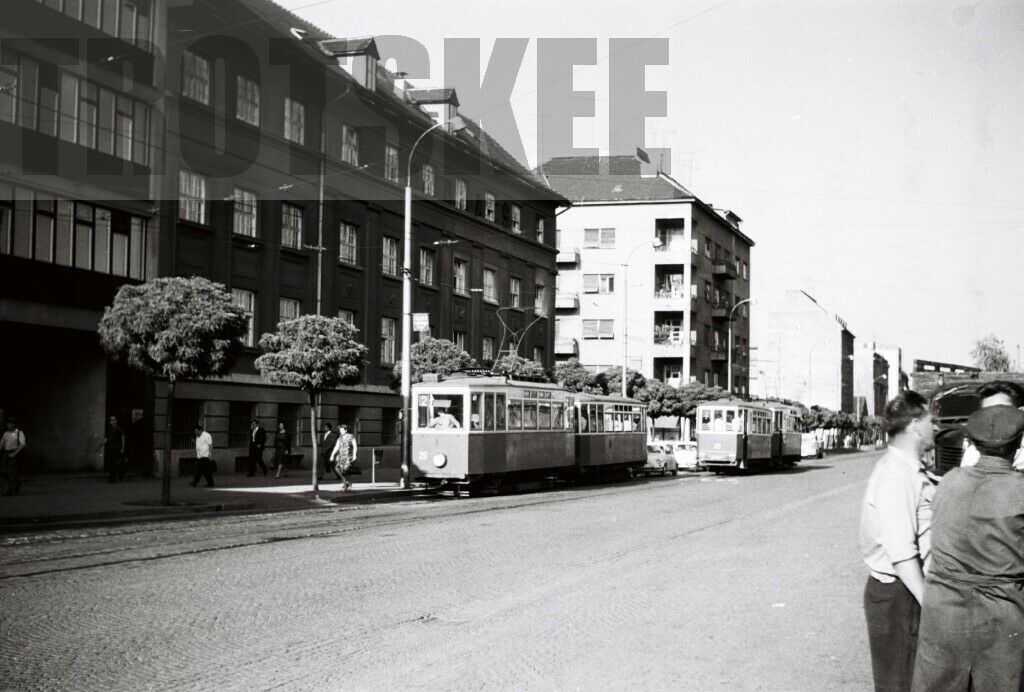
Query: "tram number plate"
418 451 428 460
713 442 722 450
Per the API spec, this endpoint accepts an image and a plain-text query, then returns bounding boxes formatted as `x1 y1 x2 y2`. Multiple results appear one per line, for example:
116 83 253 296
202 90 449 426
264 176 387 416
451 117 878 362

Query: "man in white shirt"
959 381 1024 468
191 424 215 488
860 390 936 691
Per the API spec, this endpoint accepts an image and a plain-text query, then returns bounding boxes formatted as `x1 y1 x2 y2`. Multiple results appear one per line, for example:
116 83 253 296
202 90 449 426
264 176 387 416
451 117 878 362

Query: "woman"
273 422 291 478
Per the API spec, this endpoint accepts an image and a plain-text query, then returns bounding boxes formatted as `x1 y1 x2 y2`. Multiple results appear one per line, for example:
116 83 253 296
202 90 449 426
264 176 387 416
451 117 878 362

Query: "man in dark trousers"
103 415 126 483
859 391 936 691
247 418 268 476
317 422 341 482
912 405 1024 691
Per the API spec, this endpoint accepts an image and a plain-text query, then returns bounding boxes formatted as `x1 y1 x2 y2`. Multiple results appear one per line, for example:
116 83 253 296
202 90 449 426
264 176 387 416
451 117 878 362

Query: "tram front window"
427 395 464 429
712 410 725 432
725 410 736 431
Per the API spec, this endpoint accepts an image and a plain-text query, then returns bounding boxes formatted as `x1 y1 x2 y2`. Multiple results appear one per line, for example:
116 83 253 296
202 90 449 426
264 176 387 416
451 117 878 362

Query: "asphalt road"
0 451 880 691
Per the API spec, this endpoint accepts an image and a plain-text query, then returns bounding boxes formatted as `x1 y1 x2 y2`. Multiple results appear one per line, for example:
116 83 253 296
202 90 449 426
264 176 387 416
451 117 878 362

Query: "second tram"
696 399 802 471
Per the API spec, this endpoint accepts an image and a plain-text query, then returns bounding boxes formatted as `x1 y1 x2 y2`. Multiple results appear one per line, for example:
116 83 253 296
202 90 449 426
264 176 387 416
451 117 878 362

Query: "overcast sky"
286 0 1024 370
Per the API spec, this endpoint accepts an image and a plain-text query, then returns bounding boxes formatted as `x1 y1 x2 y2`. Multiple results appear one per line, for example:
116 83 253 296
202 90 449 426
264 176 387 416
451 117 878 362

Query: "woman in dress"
273 422 291 478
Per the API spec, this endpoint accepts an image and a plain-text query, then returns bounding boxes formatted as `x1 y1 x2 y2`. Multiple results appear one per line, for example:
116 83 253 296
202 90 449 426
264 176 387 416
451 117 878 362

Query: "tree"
602 366 647 398
98 277 248 505
392 336 476 384
676 383 728 416
971 334 1012 371
255 315 368 492
635 380 686 422
492 353 548 379
552 358 603 394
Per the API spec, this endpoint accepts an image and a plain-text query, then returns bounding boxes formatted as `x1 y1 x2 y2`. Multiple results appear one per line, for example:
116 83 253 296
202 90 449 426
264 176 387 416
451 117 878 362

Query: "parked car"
643 443 680 476
801 432 823 459
669 441 700 470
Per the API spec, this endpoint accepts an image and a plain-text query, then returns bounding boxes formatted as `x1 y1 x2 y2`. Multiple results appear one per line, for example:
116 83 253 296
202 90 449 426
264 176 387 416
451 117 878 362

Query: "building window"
509 277 521 308
233 188 257 237
691 237 699 255
178 170 206 224
77 81 98 149
382 237 399 276
421 164 435 196
511 204 521 233
704 239 712 258
453 330 466 351
482 336 495 362
455 179 467 211
236 74 260 126
583 274 615 294
279 297 302 321
536 217 545 243
381 317 397 364
338 309 355 326
419 247 435 286
338 223 357 265
232 288 256 347
182 50 210 105
482 268 497 302
281 203 303 249
582 319 615 339
384 145 400 184
533 346 544 364
534 284 547 316
453 258 468 294
171 399 203 450
341 124 359 165
284 96 305 144
583 228 615 249
483 192 496 221
742 261 748 279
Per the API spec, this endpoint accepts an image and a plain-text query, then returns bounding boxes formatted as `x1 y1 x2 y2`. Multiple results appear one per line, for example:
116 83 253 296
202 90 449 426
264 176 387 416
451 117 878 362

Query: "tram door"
771 410 784 460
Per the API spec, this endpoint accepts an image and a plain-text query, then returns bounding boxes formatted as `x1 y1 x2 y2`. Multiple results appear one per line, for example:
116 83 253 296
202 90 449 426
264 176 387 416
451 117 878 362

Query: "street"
0 451 878 690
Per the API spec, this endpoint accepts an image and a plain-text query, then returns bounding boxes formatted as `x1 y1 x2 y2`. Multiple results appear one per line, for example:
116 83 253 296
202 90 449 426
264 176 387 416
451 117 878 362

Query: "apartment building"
541 156 753 392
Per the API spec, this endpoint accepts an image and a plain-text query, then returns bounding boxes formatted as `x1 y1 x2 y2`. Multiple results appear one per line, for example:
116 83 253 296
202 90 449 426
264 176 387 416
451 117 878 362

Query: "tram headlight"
432 453 448 468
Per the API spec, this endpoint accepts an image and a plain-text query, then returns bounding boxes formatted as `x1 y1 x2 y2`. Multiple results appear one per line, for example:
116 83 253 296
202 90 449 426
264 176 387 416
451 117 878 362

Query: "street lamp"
621 237 663 397
401 116 468 488
726 297 756 394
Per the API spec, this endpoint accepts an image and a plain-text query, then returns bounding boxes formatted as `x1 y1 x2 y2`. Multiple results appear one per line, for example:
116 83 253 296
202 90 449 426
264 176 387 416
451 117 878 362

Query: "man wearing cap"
912 405 1024 691
860 391 937 692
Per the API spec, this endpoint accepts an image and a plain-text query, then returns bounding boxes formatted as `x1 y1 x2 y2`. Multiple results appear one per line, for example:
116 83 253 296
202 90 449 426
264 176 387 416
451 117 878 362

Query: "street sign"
413 313 430 332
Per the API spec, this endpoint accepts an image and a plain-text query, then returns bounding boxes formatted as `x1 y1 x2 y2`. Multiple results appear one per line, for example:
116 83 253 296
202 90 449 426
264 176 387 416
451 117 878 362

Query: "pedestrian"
317 422 341 482
911 405 1024 691
247 419 268 477
103 415 126 483
191 423 215 487
859 390 936 692
330 423 358 491
1 417 26 496
274 422 291 478
959 381 1024 468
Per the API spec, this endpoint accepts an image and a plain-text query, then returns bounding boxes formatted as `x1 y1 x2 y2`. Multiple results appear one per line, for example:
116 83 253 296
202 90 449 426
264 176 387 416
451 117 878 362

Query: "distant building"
853 343 890 418
539 155 754 393
874 344 908 404
755 291 855 413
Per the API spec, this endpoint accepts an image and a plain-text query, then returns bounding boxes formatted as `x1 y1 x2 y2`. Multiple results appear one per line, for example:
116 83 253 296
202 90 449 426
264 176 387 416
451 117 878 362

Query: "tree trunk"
162 378 175 505
309 391 319 492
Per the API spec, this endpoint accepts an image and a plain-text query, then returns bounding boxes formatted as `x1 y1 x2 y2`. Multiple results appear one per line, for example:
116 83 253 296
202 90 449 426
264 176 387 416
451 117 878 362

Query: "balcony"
708 346 744 362
651 339 690 358
711 304 730 320
712 259 738 280
555 294 580 311
653 284 693 311
556 248 580 265
555 338 579 356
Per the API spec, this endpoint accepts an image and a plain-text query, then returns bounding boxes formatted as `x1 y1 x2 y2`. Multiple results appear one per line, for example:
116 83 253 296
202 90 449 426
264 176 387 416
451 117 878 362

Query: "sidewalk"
0 471 411 532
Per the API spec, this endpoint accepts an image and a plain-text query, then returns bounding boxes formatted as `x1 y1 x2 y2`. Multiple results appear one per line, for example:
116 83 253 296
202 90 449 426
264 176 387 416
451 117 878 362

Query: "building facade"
852 342 890 418
541 156 754 393
1 0 564 474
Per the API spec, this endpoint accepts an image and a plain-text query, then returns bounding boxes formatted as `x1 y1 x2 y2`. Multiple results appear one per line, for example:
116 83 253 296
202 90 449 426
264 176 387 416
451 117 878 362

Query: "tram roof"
575 392 644 405
412 375 570 391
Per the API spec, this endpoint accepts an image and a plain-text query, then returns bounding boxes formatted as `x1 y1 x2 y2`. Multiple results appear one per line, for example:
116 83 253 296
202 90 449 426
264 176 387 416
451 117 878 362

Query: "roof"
408 88 460 107
318 37 379 59
536 155 696 203
236 0 334 41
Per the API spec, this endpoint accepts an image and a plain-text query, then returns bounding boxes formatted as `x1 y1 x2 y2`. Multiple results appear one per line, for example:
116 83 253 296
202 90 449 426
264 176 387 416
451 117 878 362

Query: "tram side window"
470 393 483 431
484 393 495 431
633 412 642 432
553 402 564 430
538 403 552 430
496 394 506 429
604 408 613 433
508 399 522 429
700 410 711 431
417 395 430 428
524 402 538 430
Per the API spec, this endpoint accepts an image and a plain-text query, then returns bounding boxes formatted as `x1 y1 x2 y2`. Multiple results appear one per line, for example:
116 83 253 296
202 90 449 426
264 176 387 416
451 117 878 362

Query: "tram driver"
429 409 462 429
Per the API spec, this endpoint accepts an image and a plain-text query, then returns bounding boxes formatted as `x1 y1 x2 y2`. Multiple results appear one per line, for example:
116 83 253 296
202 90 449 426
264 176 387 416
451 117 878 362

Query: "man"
103 415 126 483
191 423 215 488
429 409 461 429
317 422 341 482
247 418 268 477
912 405 1024 691
1 417 26 496
960 380 1024 467
330 424 358 492
859 390 936 691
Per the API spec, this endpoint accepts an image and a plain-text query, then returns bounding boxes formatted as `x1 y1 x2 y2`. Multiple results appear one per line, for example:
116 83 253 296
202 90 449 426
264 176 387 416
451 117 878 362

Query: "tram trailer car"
410 374 648 494
696 399 802 471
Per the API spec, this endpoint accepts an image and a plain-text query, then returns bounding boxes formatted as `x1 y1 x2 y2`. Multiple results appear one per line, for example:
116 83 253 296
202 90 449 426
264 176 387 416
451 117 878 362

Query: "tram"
410 372 647 494
695 399 802 471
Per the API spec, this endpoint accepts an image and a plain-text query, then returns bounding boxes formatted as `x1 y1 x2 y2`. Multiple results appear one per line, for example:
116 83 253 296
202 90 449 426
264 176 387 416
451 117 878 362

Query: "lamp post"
726 297 755 394
621 238 663 397
401 116 467 488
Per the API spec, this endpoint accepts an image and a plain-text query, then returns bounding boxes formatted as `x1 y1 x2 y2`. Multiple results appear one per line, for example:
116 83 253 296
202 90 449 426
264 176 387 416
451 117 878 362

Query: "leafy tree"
552 358 603 394
971 334 1012 371
392 336 476 384
492 353 548 379
676 383 728 416
98 277 248 505
635 380 685 422
603 366 647 398
255 315 368 492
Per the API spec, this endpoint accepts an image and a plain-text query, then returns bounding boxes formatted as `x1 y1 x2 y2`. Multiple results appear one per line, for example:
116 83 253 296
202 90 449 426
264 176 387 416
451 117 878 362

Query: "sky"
284 0 1024 370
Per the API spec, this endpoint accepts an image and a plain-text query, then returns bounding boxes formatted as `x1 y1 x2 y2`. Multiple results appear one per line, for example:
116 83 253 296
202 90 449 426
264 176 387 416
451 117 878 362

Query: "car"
668 440 699 470
643 443 680 476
